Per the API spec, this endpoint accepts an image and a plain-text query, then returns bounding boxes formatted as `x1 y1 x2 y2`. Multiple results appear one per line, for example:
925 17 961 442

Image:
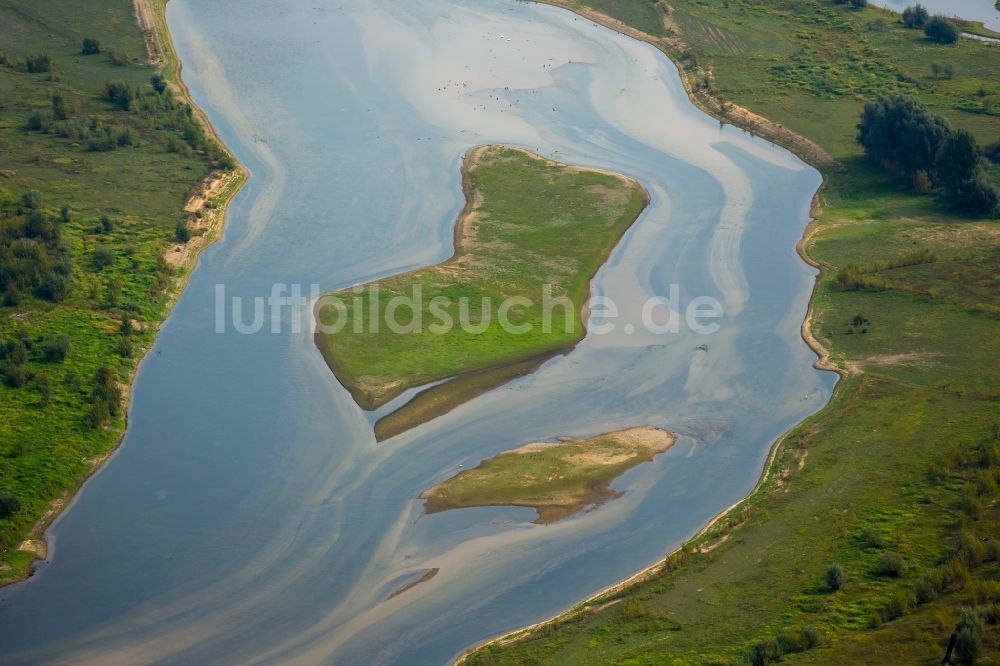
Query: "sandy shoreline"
3 0 247 587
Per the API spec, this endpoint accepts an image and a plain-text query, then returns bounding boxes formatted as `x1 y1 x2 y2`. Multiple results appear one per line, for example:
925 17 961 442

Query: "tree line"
857 95 999 214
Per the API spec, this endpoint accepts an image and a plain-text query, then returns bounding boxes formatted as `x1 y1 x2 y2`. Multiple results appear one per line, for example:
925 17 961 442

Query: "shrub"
150 74 167 94
826 564 846 591
3 363 31 388
25 54 51 73
861 526 887 548
925 15 959 43
985 141 1000 164
877 552 907 577
955 608 983 664
0 493 21 519
93 246 116 269
175 220 191 243
776 627 822 653
915 577 938 604
901 4 928 27
748 638 782 666
930 62 955 79
40 334 70 362
880 591 910 622
103 81 134 111
81 37 101 55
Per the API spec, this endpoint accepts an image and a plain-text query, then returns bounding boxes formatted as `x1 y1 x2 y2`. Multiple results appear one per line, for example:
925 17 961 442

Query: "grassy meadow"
466 0 1000 663
0 0 236 581
315 146 647 438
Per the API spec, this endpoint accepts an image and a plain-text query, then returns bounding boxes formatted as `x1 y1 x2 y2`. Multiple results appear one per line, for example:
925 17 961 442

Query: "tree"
825 564 845 591
856 95 950 185
849 0 867 8
901 4 928 28
81 37 101 55
925 15 959 43
935 130 999 214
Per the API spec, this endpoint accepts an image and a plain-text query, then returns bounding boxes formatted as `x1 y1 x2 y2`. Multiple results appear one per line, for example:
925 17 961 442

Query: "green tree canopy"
857 95 950 181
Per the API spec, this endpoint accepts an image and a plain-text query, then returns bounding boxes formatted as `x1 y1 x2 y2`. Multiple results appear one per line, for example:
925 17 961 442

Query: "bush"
955 608 983 664
150 74 167 94
103 81 135 111
0 493 21 519
25 54 51 74
985 141 1000 164
925 15 959 43
880 591 910 622
3 363 31 388
861 526 887 548
175 221 191 243
748 638 782 666
877 552 907 577
901 4 928 28
93 246 116 269
826 564 846 591
776 627 822 653
930 62 955 79
81 37 101 55
40 334 70 362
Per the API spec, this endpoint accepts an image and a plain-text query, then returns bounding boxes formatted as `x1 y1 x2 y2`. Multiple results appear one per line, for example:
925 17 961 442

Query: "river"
0 1 835 663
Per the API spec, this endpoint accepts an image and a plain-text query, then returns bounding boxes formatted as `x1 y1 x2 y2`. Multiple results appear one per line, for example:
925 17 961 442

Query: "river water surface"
0 1 836 663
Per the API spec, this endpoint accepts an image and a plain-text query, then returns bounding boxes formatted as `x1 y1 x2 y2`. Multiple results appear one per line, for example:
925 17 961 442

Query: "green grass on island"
315 145 648 440
465 1 1000 664
0 0 239 582
420 426 675 524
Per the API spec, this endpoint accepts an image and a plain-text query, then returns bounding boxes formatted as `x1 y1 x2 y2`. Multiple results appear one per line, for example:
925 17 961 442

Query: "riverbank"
463 0 1000 662
0 0 244 584
315 144 648 440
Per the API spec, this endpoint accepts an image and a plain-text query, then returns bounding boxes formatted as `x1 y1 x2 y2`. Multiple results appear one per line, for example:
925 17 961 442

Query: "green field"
315 145 647 439
467 1 1000 664
421 426 675 523
0 0 237 581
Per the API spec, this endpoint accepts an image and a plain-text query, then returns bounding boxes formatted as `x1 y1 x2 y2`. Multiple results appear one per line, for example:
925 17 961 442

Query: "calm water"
869 0 1000 30
0 1 836 663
